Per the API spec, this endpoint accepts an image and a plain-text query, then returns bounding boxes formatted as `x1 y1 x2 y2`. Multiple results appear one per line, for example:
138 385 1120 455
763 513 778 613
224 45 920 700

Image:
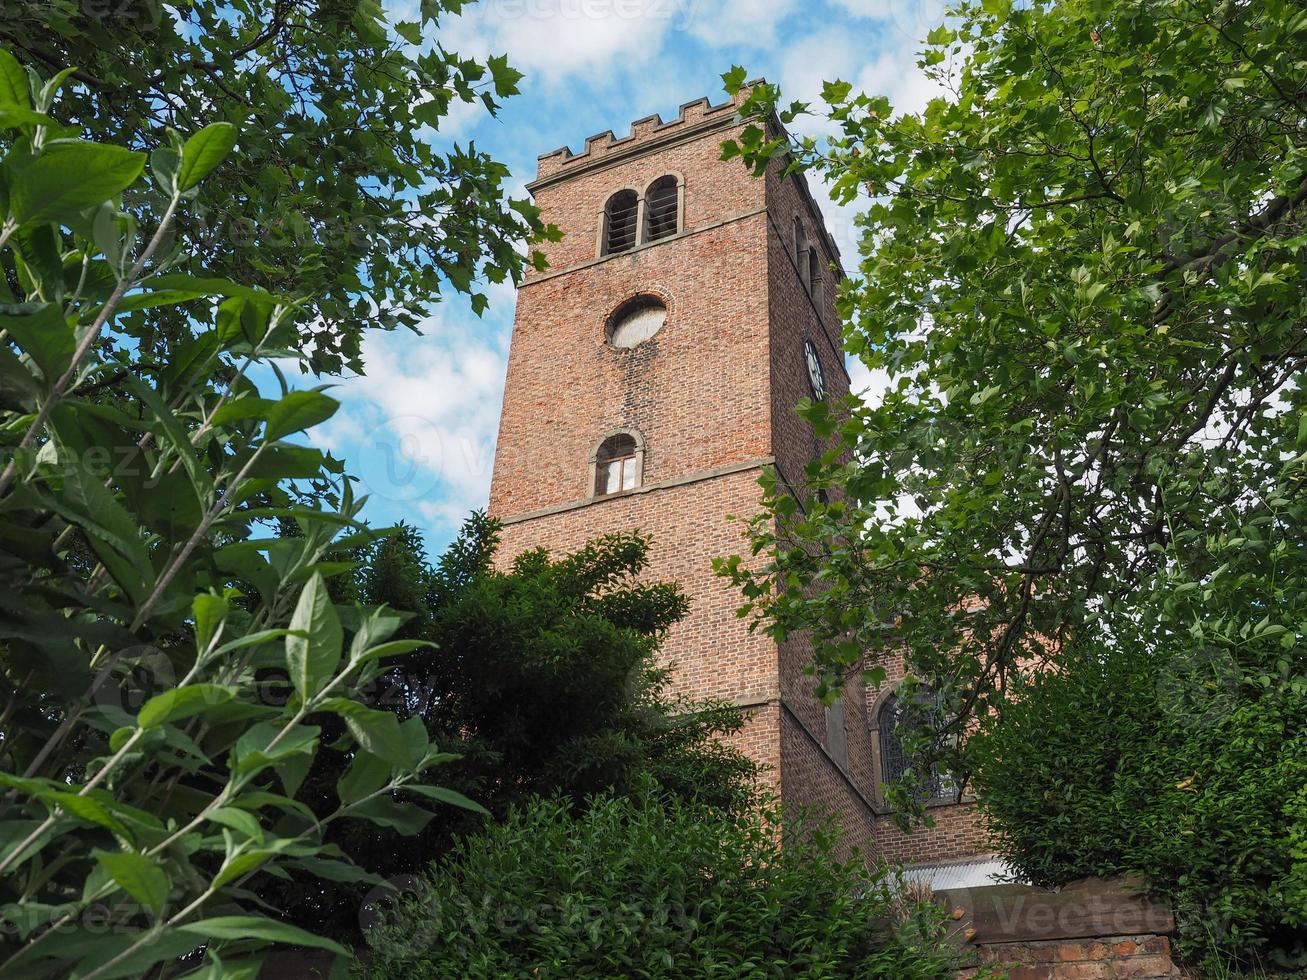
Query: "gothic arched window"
592 432 642 496
876 687 955 803
602 189 639 255
643 175 680 242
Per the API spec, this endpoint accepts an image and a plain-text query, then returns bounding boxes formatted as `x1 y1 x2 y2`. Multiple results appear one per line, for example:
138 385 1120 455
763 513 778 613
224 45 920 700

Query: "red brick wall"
489 213 772 518
495 470 777 709
779 705 879 863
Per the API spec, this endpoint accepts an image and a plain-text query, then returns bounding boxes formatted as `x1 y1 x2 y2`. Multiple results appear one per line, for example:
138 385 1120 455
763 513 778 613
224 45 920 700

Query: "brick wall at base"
959 934 1180 980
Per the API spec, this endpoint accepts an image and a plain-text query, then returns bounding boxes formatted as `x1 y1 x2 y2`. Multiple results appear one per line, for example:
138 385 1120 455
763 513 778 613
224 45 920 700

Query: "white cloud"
829 0 950 43
850 43 947 117
311 307 515 535
847 356 892 409
440 0 686 83
684 0 798 47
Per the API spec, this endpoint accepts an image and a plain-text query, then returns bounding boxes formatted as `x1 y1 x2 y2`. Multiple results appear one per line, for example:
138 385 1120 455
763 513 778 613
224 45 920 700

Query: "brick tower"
488 87 991 874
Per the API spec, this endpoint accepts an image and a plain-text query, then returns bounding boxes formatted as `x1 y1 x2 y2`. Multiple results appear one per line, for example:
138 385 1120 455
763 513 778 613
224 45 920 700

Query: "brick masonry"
945 878 1182 979
960 935 1181 980
486 86 990 869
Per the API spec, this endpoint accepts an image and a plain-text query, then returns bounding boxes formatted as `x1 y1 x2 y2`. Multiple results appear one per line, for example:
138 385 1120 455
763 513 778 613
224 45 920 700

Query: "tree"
716 0 1306 959
0 57 482 977
0 0 557 374
269 516 759 940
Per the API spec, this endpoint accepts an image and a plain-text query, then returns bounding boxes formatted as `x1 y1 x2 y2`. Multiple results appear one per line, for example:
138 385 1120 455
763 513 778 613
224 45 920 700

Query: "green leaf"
178 916 348 956
208 806 265 842
44 791 130 838
285 573 342 700
320 698 410 767
350 638 433 670
208 395 277 429
213 627 301 657
137 684 236 728
0 48 29 109
36 67 76 111
0 107 57 130
212 848 277 889
0 302 73 381
398 783 489 816
291 854 386 886
264 389 339 442
722 65 748 95
48 454 154 604
337 750 391 805
93 849 169 917
10 141 146 225
176 122 238 192
193 593 229 650
232 723 320 783
394 21 423 44
348 795 434 835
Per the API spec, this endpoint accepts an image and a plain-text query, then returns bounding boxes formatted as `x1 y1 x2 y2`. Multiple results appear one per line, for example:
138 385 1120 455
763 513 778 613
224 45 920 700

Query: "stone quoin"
487 84 990 873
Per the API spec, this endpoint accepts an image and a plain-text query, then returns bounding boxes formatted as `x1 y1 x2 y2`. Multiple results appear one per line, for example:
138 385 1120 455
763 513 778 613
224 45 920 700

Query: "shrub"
269 518 758 940
971 637 1307 971
357 789 963 979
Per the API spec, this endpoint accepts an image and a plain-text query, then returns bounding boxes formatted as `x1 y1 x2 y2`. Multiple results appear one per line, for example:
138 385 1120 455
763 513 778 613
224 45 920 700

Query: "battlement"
533 80 764 183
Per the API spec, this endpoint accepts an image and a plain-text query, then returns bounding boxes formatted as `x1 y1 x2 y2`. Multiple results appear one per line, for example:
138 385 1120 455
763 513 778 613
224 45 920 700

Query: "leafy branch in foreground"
0 54 481 978
0 0 560 375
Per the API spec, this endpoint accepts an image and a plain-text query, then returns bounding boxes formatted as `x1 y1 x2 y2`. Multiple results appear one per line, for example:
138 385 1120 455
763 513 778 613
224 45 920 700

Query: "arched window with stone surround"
875 685 955 803
643 175 680 242
601 189 639 255
591 431 643 496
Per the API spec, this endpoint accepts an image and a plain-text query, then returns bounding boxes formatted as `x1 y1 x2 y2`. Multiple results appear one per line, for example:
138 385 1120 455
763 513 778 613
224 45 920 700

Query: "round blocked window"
606 296 666 348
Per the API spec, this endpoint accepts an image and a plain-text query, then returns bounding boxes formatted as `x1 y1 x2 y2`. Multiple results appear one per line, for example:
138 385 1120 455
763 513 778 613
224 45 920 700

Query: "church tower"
488 86 989 869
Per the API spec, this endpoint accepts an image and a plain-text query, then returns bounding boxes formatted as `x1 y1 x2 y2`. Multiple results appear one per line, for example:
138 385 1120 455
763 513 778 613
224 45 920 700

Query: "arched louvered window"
877 687 955 802
643 175 679 242
808 247 824 306
593 432 641 496
602 190 639 255
793 216 805 258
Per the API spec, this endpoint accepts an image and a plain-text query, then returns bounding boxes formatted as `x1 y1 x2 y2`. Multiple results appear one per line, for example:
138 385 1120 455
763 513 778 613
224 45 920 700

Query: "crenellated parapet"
534 81 763 183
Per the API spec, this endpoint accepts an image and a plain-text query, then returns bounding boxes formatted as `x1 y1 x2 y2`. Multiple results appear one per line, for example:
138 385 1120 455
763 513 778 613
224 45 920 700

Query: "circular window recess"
606 296 666 348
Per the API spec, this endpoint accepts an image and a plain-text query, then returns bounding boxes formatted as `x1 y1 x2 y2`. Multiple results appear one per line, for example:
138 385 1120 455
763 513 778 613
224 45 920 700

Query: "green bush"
356 790 962 979
268 518 758 940
971 638 1307 971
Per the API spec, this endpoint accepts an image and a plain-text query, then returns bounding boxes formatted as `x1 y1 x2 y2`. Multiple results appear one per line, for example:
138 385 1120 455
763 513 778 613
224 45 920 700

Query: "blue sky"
305 0 947 555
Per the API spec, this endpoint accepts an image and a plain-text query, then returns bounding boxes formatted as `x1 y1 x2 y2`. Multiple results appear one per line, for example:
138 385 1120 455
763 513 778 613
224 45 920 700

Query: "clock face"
803 338 826 401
